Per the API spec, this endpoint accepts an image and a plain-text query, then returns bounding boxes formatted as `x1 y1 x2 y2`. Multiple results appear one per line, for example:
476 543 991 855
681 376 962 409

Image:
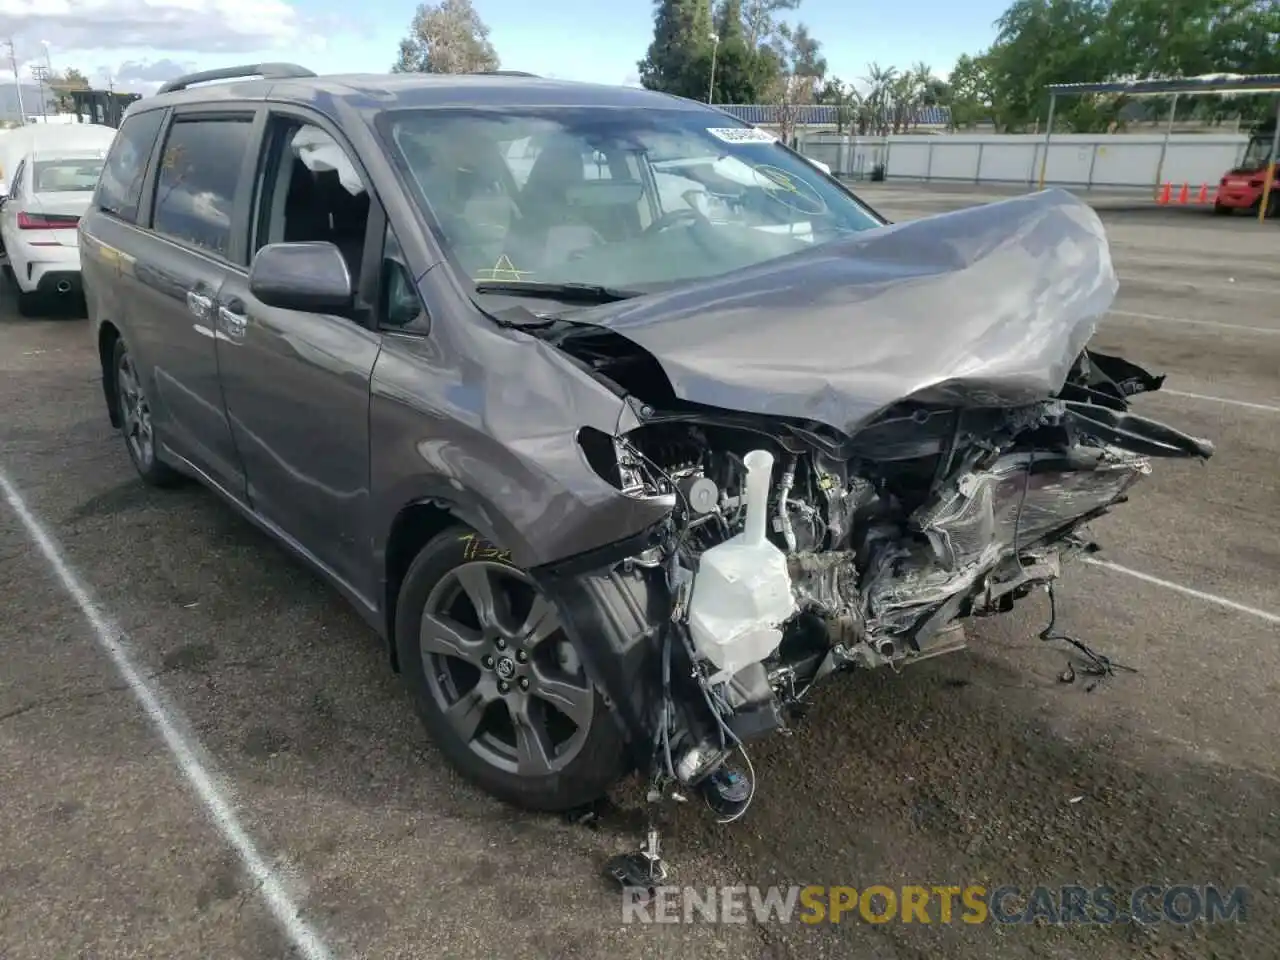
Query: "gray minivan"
80 64 1207 842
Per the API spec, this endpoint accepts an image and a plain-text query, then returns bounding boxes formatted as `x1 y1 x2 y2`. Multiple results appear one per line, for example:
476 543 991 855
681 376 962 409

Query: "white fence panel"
800 132 1250 189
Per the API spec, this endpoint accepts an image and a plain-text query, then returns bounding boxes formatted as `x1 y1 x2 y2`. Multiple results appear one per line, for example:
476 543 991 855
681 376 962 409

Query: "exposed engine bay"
491 190 1218 884
562 338 1214 820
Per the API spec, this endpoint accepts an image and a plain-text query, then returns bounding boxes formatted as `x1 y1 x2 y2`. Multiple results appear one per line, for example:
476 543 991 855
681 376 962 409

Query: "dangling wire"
1039 581 1137 690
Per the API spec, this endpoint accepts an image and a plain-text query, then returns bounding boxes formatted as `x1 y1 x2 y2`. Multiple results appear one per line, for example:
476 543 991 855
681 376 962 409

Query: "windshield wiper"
473 280 640 304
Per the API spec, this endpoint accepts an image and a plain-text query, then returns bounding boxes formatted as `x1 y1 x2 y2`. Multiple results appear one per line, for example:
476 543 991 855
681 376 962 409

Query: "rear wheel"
113 337 182 487
16 290 42 317
394 526 627 811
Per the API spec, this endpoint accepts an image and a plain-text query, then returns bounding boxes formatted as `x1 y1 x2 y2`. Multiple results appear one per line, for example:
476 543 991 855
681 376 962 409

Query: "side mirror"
248 241 353 314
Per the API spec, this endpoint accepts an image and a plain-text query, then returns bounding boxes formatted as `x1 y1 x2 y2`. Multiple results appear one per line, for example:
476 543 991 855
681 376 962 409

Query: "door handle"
186 290 214 319
217 303 247 341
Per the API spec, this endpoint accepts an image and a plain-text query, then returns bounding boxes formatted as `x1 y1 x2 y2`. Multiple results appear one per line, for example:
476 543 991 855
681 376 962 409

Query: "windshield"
1241 135 1275 170
33 156 105 193
381 106 882 292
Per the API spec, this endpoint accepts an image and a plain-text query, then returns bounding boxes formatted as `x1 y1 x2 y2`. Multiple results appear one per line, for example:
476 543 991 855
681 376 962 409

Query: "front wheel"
16 290 42 317
113 338 182 487
395 527 628 811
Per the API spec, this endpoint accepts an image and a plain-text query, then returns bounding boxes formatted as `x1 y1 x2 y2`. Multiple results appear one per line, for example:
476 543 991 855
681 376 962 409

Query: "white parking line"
1117 274 1277 297
0 469 335 960
1158 389 1280 414
1081 557 1280 626
1108 309 1280 336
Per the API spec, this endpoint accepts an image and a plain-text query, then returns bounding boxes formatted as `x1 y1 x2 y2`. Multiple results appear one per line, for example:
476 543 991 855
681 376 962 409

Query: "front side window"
380 226 427 331
96 108 165 223
252 119 370 286
380 106 881 294
152 116 253 259
1241 135 1274 170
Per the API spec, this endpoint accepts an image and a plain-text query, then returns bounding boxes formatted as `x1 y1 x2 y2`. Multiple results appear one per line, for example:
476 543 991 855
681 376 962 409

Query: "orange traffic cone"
1178 182 1190 204
1196 183 1209 204
1158 182 1171 204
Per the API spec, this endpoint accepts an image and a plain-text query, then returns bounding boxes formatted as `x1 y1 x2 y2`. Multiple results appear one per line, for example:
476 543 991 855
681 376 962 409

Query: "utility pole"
707 32 720 104
5 37 25 125
31 63 48 122
41 40 56 115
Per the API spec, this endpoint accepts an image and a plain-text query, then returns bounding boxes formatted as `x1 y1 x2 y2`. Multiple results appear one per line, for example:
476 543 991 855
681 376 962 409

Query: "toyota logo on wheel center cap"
496 657 516 679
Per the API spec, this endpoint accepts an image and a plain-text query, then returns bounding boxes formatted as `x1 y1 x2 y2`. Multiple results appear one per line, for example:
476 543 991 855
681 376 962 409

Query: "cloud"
114 58 195 84
0 0 318 58
85 58 200 94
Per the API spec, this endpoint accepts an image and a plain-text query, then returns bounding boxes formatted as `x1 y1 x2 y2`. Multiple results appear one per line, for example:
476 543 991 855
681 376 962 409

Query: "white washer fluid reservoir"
685 449 798 677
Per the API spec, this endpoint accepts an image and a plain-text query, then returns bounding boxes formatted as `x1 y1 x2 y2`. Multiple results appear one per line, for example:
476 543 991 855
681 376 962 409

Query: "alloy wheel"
117 350 155 467
419 561 595 778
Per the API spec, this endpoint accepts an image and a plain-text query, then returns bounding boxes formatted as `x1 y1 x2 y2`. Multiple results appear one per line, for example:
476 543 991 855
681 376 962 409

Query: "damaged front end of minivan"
517 190 1213 879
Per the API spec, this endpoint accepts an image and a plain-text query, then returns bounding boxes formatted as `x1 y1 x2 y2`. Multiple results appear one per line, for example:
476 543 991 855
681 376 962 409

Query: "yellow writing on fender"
797 885 989 924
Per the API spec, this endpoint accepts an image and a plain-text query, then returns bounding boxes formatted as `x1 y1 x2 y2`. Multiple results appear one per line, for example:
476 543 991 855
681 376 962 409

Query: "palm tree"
861 62 897 135
889 72 915 134
911 61 934 129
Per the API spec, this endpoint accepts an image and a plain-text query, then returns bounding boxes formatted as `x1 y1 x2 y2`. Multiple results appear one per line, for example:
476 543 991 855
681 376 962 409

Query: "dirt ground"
2 188 1277 959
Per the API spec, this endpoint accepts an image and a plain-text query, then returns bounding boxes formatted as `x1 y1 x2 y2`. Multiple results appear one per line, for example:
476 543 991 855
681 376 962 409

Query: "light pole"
40 41 56 117
5 37 25 124
706 33 719 104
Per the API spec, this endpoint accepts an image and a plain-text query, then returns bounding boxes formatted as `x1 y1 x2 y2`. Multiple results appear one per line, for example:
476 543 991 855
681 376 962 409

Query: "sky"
0 0 1009 96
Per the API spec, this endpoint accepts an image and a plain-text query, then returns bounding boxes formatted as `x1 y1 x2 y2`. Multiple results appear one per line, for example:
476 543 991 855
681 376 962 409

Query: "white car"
1 146 108 315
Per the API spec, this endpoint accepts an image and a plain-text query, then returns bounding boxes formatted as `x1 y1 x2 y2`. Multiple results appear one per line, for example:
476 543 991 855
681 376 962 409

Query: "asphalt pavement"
2 188 1277 959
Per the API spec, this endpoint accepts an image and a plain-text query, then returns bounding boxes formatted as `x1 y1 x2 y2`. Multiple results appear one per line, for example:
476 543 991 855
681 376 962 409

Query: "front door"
214 110 383 602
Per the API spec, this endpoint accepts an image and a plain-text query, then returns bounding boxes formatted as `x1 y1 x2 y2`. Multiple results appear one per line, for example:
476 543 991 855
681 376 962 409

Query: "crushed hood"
562 188 1118 437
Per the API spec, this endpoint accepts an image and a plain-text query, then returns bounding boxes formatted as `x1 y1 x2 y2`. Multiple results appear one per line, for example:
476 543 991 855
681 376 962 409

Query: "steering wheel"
641 207 707 236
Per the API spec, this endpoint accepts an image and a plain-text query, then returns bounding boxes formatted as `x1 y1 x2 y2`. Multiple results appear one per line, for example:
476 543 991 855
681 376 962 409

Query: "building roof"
718 103 951 125
1046 74 1280 97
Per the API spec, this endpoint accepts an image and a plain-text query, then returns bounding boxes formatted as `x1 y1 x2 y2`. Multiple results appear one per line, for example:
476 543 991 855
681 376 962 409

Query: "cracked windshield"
386 108 881 291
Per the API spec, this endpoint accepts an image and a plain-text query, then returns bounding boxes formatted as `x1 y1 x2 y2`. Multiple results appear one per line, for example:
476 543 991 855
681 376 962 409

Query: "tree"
640 0 786 103
815 77 859 133
977 0 1280 133
945 53 995 129
860 62 898 135
700 0 779 104
639 0 716 98
740 0 800 49
981 0 1113 132
393 0 499 74
767 22 826 143
47 68 90 114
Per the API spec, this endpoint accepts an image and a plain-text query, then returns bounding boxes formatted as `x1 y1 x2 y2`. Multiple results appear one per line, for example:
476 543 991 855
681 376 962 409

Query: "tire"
394 526 628 812
112 337 182 487
1212 201 1232 216
16 290 42 317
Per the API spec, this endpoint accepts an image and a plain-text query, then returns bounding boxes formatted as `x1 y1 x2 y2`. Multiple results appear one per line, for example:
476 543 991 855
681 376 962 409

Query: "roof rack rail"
471 70 540 77
156 63 317 95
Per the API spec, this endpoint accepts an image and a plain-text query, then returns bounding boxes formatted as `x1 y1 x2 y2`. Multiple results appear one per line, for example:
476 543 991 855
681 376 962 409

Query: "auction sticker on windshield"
707 127 778 144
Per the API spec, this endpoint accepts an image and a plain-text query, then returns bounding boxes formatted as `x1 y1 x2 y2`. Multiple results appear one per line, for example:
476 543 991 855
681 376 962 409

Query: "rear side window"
152 117 253 260
96 109 165 223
